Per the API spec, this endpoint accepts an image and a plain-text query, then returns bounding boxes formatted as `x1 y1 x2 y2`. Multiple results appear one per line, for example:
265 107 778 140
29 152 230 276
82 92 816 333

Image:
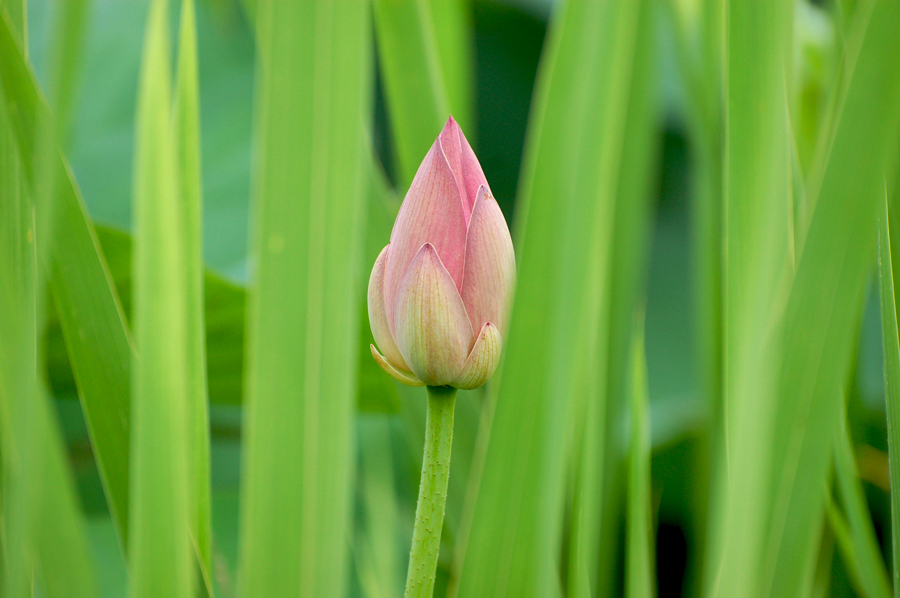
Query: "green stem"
404 385 457 598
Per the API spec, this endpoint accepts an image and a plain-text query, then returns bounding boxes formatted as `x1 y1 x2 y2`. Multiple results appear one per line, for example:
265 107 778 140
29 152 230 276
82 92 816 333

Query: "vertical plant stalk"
405 385 457 598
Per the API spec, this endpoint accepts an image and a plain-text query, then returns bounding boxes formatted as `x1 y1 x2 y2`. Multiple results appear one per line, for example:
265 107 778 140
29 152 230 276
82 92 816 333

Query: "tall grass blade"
44 0 89 147
0 1 134 546
130 0 193 595
357 416 402 598
372 0 449 185
708 0 793 593
587 1 657 592
878 175 900 595
425 0 473 133
0 3 97 596
173 0 214 592
453 0 653 596
0 81 33 593
626 315 654 598
763 1 900 594
830 411 891 598
237 0 370 595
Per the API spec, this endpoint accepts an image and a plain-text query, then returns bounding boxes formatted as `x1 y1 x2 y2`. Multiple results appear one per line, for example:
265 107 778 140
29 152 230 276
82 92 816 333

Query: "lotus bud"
368 117 515 389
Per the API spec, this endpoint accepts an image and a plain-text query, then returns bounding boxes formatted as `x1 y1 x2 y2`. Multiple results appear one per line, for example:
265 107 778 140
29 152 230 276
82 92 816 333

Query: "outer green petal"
393 243 474 386
368 243 410 372
453 322 502 390
370 345 425 387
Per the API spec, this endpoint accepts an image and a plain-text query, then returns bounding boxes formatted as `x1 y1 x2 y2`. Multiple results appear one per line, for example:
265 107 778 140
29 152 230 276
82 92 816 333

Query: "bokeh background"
8 0 896 596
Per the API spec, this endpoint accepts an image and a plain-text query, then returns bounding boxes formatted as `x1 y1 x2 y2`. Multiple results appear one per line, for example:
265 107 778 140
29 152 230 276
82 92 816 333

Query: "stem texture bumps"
405 386 457 598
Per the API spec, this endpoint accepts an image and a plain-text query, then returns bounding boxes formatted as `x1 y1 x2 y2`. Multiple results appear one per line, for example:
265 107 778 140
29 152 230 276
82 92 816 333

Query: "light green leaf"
830 411 891 598
372 0 449 186
129 0 194 595
878 165 900 596
452 0 654 596
0 0 133 547
425 0 473 133
0 3 97 596
173 0 214 593
237 1 371 596
763 1 900 594
626 315 655 598
708 0 794 593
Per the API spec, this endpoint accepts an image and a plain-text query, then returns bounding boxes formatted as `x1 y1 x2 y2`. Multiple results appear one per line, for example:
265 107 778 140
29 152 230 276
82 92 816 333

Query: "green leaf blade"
763 2 900 594
453 0 655 596
373 0 449 185
237 1 371 596
129 0 194 596
173 0 215 591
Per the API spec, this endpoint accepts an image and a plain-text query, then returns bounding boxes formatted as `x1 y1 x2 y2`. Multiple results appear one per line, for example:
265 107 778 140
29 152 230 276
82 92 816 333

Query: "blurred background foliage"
3 0 897 595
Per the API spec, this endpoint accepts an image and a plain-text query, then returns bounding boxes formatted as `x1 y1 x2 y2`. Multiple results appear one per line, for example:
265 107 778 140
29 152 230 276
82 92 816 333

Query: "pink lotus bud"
368 117 515 389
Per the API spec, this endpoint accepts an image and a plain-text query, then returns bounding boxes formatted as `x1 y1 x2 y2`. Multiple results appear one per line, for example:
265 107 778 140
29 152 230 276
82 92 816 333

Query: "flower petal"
461 187 516 334
439 116 489 221
393 243 474 386
370 345 425 387
453 323 502 390
384 131 469 329
367 244 410 372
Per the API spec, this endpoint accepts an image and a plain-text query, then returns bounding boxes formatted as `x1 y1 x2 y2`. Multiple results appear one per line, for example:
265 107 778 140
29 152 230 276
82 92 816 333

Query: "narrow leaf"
0 3 97 596
173 0 215 592
130 0 194 595
0 0 133 546
372 0 449 185
831 411 891 598
237 0 371 596
763 2 900 594
878 174 900 596
453 0 654 596
626 315 655 598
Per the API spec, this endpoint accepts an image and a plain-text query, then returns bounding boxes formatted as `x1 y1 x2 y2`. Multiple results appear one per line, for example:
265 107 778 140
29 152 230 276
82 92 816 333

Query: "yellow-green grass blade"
567 0 657 593
425 0 473 133
878 174 900 595
831 410 891 598
566 343 607 598
237 0 370 595
453 0 653 595
43 0 89 148
763 1 900 594
708 0 793 593
588 2 657 593
357 416 402 598
801 0 875 235
130 0 194 595
626 315 654 598
173 0 214 592
372 0 449 185
0 89 33 595
0 1 133 547
0 2 96 595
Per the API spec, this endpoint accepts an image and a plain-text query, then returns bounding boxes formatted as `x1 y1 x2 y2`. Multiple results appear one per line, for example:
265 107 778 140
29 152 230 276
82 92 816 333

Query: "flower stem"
404 385 457 598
